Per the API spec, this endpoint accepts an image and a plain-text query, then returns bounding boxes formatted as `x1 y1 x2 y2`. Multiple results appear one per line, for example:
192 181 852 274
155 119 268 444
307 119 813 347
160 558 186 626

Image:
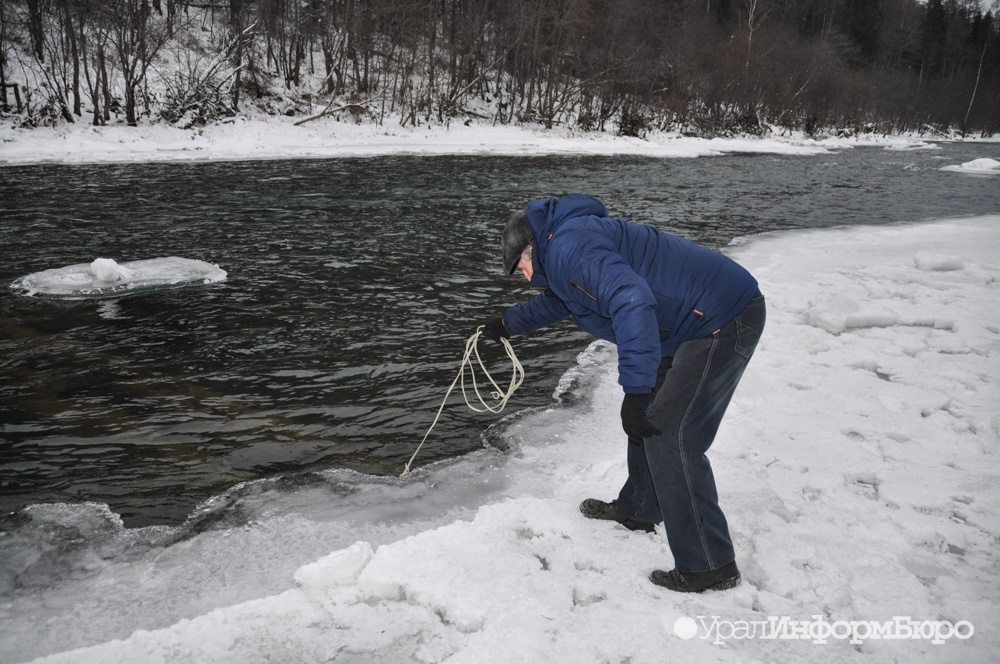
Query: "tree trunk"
962 38 988 133
125 85 138 126
100 46 111 122
65 4 81 117
26 0 45 62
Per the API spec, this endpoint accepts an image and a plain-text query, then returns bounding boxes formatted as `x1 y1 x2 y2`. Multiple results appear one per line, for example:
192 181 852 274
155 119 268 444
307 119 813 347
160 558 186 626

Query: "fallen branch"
293 95 384 126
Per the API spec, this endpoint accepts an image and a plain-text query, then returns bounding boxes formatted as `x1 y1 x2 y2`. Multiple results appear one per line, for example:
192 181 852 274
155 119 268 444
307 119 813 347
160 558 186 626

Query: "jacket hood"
524 195 609 287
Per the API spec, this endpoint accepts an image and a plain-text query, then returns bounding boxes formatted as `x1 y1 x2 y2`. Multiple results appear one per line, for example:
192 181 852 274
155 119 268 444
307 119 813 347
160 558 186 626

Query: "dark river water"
2 144 998 528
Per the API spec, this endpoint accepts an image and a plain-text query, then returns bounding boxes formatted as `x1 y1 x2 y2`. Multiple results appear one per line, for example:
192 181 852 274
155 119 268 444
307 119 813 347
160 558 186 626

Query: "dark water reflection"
2 145 997 526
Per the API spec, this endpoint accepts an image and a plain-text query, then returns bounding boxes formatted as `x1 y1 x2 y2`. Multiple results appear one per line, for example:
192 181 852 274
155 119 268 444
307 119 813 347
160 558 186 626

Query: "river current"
2 144 998 529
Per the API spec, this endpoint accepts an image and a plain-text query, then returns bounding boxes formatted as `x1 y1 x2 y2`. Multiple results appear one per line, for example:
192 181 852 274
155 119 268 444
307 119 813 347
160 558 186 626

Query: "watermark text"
672 615 974 646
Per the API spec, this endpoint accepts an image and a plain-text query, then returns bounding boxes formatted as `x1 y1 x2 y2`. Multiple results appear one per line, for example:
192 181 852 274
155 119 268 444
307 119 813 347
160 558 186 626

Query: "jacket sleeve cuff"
500 311 513 336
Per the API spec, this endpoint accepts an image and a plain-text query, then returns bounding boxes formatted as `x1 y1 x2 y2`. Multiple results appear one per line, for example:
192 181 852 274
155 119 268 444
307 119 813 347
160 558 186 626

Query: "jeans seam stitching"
677 334 718 570
734 317 745 357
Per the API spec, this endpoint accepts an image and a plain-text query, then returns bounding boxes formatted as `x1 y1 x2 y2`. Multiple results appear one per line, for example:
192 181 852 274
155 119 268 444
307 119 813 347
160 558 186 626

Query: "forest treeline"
1 0 998 137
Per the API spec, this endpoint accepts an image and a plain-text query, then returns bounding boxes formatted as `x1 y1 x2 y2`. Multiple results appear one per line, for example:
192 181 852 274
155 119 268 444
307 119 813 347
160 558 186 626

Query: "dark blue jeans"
616 291 766 573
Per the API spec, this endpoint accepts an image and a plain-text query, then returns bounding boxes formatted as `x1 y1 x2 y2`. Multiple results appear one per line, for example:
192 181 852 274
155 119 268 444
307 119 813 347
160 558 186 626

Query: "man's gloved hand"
481 317 509 343
620 392 662 441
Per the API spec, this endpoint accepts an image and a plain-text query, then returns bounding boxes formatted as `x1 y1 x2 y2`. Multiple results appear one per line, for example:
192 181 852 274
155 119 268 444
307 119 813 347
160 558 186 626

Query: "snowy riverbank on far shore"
2 115 989 166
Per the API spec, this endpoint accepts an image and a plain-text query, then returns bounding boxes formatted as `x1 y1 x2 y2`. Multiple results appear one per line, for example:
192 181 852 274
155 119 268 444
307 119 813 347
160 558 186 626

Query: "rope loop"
400 327 523 478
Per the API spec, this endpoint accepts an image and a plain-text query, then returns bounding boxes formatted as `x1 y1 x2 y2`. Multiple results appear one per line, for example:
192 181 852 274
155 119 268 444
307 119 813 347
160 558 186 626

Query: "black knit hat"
501 209 533 275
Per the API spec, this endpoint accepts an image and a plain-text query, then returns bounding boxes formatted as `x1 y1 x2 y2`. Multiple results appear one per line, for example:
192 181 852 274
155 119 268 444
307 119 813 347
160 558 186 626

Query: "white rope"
399 326 524 478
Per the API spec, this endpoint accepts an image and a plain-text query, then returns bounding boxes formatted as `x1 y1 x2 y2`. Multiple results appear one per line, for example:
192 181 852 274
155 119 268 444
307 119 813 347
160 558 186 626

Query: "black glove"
621 392 661 441
481 317 509 343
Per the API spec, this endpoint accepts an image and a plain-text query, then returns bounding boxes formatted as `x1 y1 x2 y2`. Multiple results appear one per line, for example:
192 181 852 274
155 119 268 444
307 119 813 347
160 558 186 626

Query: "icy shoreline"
1 115 988 167
8 215 998 664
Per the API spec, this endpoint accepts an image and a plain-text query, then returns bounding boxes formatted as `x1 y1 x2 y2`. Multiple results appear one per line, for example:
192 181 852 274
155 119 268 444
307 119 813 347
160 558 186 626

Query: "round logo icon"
674 616 698 640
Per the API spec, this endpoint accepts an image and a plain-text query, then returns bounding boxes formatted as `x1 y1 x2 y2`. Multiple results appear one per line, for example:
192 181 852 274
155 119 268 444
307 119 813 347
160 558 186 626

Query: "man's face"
517 246 533 281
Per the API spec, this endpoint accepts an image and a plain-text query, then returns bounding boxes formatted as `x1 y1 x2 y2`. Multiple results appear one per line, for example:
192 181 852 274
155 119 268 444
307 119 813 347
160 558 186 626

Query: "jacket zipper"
570 281 598 302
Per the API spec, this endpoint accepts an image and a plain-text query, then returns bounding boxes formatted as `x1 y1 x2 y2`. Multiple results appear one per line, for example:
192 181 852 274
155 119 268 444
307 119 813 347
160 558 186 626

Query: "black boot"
579 498 656 534
649 561 741 593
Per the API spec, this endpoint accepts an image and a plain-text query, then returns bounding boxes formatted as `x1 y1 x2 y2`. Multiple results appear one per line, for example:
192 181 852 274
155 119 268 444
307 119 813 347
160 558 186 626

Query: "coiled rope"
400 326 524 478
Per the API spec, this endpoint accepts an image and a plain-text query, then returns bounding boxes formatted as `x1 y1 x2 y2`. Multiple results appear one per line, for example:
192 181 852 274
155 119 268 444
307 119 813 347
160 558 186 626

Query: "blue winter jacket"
502 194 758 394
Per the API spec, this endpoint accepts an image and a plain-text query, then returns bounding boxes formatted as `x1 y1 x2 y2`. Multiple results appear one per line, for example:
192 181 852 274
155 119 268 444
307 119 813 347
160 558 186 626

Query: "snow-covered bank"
0 115 972 166
20 216 999 664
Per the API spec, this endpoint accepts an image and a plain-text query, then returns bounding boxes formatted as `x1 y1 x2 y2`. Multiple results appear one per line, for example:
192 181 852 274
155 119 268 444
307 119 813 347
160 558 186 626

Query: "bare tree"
742 0 771 71
3 0 998 135
106 0 170 125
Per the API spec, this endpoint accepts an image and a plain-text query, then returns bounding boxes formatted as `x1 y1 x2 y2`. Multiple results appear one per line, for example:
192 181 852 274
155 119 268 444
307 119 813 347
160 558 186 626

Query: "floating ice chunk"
89 258 134 282
10 257 227 298
940 158 1000 175
883 142 939 151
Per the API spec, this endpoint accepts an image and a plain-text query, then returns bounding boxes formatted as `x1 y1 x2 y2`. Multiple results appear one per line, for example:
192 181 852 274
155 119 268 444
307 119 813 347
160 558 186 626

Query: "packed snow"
16 215 998 664
9 257 228 298
88 258 135 282
940 158 1000 175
